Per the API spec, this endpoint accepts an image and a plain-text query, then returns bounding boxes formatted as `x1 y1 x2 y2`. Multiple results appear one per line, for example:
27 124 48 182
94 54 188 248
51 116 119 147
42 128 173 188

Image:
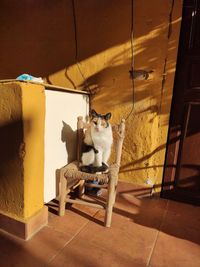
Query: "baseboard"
0 206 48 240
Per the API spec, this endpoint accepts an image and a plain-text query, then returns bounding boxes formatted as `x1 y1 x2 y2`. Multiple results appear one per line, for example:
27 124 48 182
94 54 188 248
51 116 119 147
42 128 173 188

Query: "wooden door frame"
161 0 200 204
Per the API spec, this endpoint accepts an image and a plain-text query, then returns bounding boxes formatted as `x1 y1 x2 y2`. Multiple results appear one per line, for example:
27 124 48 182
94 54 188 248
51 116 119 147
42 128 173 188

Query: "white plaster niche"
44 87 89 203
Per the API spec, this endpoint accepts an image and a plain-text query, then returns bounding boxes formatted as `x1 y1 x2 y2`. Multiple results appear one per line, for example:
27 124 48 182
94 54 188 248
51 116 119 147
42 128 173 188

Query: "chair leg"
78 180 85 198
58 173 67 216
105 175 116 227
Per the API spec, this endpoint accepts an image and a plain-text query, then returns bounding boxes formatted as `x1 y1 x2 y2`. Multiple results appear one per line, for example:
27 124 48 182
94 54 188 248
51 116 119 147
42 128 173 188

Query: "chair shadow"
46 193 104 226
61 121 77 163
54 121 77 199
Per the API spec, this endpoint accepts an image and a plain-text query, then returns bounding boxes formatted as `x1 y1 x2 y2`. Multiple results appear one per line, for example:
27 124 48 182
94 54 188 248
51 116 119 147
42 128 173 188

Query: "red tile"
0 226 72 267
114 181 168 230
117 180 153 198
1 182 199 267
48 199 101 234
166 200 200 231
149 231 200 267
48 212 158 267
149 200 200 267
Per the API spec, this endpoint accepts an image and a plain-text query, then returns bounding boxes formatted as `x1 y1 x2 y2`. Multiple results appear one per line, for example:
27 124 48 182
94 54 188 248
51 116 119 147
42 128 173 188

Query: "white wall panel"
44 89 89 203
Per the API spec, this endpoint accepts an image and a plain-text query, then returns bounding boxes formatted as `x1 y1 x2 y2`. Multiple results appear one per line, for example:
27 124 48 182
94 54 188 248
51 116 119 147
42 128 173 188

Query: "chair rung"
85 183 108 188
66 198 105 209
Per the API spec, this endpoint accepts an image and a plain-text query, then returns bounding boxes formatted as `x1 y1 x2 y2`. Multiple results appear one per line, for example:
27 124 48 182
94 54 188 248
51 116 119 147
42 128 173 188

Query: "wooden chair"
58 116 125 227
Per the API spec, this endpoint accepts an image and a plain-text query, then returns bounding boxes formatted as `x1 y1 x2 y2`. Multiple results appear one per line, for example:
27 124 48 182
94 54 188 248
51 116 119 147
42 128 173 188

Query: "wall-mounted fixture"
129 69 154 80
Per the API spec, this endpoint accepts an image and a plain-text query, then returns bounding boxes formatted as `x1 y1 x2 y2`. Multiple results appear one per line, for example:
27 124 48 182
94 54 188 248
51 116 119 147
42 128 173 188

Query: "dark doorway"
162 0 200 205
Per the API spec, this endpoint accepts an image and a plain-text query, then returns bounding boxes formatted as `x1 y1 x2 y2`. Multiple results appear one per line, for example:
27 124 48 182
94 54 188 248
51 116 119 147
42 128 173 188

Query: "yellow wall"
0 83 24 218
0 82 45 221
21 83 45 219
46 0 183 189
0 1 183 194
91 0 182 189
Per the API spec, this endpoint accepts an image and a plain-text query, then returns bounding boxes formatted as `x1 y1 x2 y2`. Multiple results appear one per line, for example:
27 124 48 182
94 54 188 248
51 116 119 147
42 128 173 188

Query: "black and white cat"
81 109 113 173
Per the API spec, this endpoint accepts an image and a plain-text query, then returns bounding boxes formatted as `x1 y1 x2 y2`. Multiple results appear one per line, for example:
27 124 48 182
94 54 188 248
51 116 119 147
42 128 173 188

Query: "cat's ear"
90 109 98 118
104 112 112 120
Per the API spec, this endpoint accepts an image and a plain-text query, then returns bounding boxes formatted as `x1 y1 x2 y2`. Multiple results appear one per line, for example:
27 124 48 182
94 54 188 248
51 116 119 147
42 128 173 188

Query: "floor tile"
149 200 200 267
47 198 102 233
149 231 200 267
166 200 200 232
114 181 168 230
48 211 158 267
117 180 153 198
0 226 72 267
0 181 199 267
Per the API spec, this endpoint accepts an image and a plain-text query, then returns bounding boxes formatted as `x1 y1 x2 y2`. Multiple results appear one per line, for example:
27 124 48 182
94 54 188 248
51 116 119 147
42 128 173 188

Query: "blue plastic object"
16 74 43 83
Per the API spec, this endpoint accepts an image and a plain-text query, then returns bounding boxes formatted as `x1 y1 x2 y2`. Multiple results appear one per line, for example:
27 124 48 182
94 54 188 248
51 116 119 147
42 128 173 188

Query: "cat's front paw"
100 162 109 173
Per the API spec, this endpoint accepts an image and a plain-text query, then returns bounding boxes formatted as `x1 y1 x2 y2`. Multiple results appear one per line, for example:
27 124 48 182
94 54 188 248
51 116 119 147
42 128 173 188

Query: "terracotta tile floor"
0 181 200 267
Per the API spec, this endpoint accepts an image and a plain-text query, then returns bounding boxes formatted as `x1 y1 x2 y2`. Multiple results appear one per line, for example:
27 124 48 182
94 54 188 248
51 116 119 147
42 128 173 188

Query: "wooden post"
77 116 84 164
78 180 85 198
104 165 119 227
104 119 125 227
77 116 85 196
58 169 67 216
115 119 125 166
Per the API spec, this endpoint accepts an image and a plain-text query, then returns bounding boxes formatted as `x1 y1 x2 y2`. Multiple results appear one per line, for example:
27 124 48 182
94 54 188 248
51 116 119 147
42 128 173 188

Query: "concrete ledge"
0 206 48 240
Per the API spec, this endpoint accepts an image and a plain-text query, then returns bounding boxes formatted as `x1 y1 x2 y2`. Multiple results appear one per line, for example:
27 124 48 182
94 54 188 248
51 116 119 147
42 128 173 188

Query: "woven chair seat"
64 161 121 188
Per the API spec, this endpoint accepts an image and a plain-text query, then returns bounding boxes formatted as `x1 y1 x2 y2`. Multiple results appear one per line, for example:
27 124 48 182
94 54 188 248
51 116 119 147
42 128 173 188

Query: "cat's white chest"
91 126 113 149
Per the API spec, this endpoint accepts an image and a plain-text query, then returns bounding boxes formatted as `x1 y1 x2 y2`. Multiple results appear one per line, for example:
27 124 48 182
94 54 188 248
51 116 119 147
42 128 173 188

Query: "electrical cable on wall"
71 0 92 93
125 0 135 121
71 0 149 120
126 0 152 121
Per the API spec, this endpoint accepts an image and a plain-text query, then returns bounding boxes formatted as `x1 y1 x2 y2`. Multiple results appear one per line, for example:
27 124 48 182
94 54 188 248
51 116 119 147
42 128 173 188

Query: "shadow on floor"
47 181 200 246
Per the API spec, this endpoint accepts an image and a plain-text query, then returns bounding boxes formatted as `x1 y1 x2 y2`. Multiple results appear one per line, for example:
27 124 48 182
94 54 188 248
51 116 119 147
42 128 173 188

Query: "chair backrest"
76 116 125 167
112 119 125 166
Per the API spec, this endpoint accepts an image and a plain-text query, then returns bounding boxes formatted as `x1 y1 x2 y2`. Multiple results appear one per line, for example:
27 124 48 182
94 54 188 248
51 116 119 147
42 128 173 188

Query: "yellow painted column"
0 83 24 219
21 83 45 219
0 81 45 222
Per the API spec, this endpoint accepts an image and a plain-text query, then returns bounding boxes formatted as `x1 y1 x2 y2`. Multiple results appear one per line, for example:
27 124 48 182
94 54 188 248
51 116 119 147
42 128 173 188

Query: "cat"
81 109 113 173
